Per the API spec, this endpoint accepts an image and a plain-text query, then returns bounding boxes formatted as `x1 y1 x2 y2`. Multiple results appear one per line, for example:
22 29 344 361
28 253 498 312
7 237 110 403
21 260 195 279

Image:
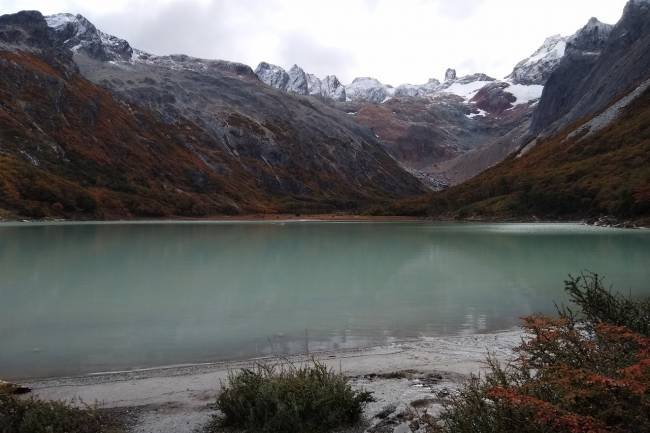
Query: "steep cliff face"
531 3 650 135
0 11 426 219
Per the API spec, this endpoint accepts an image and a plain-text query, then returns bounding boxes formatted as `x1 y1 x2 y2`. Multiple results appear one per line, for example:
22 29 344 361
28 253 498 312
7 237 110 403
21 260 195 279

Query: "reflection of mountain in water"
1 222 649 378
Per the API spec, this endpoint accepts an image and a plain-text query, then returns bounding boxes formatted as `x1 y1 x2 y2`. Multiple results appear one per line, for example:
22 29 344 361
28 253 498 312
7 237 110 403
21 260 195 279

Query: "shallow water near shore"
1 221 649 379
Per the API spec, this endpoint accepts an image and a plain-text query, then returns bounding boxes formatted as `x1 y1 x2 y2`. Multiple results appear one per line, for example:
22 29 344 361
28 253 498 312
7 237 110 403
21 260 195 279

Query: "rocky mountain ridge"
0 0 647 220
0 10 426 219
254 60 546 107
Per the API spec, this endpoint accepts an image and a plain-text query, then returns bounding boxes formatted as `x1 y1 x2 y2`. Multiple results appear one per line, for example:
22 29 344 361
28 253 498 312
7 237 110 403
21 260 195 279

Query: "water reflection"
0 222 649 379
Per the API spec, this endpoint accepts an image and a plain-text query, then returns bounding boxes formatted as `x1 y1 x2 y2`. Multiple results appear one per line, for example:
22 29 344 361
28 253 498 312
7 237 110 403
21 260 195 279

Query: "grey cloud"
88 0 272 63
278 33 356 82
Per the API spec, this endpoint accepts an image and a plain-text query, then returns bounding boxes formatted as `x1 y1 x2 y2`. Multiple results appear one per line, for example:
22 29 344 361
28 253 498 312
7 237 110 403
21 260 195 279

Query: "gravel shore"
20 329 522 433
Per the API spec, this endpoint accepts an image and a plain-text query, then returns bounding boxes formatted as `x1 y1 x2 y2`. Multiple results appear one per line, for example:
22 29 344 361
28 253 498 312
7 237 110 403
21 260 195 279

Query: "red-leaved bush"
429 275 650 433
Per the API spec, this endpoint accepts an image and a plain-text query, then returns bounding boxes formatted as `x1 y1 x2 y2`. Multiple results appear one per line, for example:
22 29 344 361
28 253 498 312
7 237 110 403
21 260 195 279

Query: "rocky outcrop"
321 75 346 101
254 61 289 91
567 17 613 54
287 64 309 94
394 79 441 98
45 13 133 62
470 82 517 114
346 77 394 103
255 63 346 100
306 73 322 96
445 68 457 82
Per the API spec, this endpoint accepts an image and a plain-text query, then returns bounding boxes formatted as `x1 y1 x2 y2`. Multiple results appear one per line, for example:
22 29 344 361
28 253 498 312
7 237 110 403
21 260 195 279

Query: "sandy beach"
18 329 522 433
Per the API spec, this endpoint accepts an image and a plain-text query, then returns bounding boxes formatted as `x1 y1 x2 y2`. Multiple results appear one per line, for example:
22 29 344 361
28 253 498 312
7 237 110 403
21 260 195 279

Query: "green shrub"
562 272 650 336
210 360 373 433
0 394 121 433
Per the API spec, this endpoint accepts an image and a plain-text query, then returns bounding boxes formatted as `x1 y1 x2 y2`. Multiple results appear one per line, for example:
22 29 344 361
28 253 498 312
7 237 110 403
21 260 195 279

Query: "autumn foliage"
430 275 650 433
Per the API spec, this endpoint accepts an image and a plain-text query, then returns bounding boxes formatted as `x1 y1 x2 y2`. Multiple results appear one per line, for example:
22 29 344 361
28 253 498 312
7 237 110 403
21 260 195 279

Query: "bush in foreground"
210 361 373 433
422 273 650 433
0 394 121 433
563 272 650 336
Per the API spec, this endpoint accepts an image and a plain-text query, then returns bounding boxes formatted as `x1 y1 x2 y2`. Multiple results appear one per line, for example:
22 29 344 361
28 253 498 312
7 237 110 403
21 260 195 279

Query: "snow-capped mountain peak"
507 34 568 85
287 64 308 94
321 75 346 101
345 77 395 103
254 62 346 100
255 62 290 91
45 13 133 61
566 17 613 54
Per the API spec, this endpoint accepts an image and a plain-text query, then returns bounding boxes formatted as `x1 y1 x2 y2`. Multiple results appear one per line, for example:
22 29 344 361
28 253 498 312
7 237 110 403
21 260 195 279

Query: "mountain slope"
0 11 425 219
413 84 650 223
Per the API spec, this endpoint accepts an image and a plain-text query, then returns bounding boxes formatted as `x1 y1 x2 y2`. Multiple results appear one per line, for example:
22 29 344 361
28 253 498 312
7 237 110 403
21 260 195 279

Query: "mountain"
394 79 441 98
250 52 549 190
531 2 649 137
1 1 647 221
345 77 394 103
44 13 133 61
0 11 425 219
418 82 650 224
530 17 618 135
255 61 290 91
347 70 542 188
507 35 568 85
249 14 629 191
403 0 650 223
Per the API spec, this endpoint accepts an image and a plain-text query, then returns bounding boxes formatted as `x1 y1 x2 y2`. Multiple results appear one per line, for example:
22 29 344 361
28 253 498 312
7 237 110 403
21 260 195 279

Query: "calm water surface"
1 222 649 379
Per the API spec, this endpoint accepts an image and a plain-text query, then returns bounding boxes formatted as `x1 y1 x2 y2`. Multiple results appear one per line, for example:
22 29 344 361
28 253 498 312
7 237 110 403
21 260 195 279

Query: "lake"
1 221 649 379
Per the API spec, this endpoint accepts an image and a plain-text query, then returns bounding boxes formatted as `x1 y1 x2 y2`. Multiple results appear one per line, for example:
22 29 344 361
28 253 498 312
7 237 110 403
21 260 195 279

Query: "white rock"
255 62 289 91
287 65 309 95
306 73 323 96
345 77 394 103
321 75 346 101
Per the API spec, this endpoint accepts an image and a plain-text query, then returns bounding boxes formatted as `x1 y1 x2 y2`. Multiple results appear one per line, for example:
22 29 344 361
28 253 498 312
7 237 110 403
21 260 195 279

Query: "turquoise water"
0 222 649 379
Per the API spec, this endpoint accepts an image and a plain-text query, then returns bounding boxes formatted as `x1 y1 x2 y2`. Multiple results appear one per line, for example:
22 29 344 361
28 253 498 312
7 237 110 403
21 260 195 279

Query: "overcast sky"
0 0 629 84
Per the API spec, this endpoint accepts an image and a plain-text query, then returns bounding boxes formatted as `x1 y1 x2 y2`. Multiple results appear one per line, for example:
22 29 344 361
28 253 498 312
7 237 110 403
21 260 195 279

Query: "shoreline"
0 213 646 229
18 330 523 433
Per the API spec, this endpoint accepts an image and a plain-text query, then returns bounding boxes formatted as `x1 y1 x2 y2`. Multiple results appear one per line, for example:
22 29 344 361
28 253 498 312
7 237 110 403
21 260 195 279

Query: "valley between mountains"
0 0 648 223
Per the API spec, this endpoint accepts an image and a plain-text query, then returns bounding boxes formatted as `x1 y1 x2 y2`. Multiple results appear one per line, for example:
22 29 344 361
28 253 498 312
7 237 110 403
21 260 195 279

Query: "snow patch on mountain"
466 109 487 119
504 83 545 105
442 80 494 101
44 13 77 29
